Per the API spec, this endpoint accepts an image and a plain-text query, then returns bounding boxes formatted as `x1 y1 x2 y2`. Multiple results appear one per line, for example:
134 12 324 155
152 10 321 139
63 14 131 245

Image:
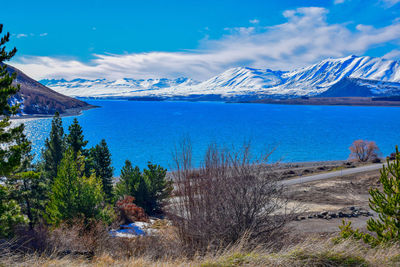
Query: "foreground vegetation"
2 24 400 266
1 237 400 266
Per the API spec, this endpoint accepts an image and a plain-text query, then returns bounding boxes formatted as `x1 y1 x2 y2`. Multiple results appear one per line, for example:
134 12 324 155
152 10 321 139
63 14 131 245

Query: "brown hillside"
6 64 93 115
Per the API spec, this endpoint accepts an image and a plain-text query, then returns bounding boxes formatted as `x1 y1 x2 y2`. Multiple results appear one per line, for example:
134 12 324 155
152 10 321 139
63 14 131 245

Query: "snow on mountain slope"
40 55 400 99
40 77 199 98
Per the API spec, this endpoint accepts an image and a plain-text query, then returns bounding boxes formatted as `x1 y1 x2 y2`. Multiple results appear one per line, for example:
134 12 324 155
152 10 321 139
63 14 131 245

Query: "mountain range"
40 55 400 101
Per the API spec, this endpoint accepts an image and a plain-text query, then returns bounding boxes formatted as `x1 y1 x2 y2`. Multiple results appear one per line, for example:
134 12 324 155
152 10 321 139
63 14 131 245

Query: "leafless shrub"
349 139 380 162
167 139 293 253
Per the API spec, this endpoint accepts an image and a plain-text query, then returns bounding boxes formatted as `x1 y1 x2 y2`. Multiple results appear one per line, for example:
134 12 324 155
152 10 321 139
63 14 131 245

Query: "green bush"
339 145 400 246
45 149 114 225
0 185 27 238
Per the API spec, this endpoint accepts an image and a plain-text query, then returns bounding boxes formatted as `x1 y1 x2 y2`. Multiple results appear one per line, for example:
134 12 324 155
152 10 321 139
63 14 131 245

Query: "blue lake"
23 100 400 173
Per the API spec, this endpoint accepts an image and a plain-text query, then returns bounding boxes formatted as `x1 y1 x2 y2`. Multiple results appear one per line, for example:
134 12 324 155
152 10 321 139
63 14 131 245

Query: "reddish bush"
116 196 148 223
349 140 380 162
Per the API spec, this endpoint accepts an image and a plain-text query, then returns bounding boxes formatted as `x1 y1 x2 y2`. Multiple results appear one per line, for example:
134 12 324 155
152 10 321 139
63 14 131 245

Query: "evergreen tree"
339 146 400 245
0 24 29 176
9 171 47 229
143 163 172 215
115 160 141 198
0 184 27 238
7 137 48 229
45 149 113 225
367 146 400 242
42 112 65 181
114 161 172 215
135 176 151 213
91 139 114 201
0 24 29 237
66 118 88 155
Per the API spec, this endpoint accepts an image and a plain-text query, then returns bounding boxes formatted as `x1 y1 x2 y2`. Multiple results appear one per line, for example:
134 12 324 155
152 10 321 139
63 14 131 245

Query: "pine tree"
91 139 114 201
114 161 172 215
367 146 400 242
7 136 48 229
0 24 29 176
66 118 88 155
9 171 47 229
45 149 112 225
339 146 400 245
134 176 151 213
0 184 27 238
115 160 141 198
143 163 172 215
42 112 65 181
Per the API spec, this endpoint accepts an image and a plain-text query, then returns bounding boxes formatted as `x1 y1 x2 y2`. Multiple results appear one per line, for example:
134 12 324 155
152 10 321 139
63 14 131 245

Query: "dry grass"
2 236 400 266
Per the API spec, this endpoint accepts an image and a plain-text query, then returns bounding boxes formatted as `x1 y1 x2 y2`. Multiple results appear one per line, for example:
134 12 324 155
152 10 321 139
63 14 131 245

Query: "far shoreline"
246 96 400 107
89 96 400 107
9 105 99 121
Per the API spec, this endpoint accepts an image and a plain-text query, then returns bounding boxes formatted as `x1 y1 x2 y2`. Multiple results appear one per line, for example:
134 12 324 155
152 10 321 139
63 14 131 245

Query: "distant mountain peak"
41 55 400 100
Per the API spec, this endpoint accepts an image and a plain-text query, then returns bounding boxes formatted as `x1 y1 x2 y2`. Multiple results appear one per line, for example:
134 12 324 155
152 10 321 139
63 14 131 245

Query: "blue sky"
3 0 400 80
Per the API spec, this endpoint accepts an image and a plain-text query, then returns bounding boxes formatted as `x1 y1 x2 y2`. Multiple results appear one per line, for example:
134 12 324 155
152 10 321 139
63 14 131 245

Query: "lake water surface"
23 100 400 173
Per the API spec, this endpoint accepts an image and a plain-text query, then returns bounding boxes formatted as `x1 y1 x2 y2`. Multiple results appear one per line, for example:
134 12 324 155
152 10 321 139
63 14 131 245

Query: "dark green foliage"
367 146 400 242
66 118 88 155
0 24 29 176
143 163 172 215
90 139 114 201
7 138 48 229
8 171 48 229
0 184 27 238
0 24 29 237
45 149 114 225
338 220 377 246
115 160 141 198
339 146 400 246
115 161 172 215
42 112 65 181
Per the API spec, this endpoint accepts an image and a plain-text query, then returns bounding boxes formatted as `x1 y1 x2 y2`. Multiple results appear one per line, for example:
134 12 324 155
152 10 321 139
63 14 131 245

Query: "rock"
328 212 337 218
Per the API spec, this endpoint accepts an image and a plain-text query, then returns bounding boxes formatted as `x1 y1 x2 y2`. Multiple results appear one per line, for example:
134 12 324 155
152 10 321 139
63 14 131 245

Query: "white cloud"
39 33 48 37
16 33 28 38
249 19 259 24
383 49 400 59
334 0 346 4
381 0 400 7
11 7 400 81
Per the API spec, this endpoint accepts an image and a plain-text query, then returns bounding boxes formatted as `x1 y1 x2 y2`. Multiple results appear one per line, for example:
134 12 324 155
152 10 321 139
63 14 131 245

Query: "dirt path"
281 162 384 186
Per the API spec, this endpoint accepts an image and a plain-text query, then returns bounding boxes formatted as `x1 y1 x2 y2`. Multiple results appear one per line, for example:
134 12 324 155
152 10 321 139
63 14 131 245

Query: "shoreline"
247 97 400 107
87 97 400 107
9 105 99 120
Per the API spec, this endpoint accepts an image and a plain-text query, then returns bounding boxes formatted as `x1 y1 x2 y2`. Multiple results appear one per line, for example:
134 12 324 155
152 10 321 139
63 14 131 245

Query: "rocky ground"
284 166 381 238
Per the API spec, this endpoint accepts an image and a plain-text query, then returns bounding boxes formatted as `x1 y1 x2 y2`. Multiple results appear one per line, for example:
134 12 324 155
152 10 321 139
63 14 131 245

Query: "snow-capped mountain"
40 77 199 98
40 55 400 100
